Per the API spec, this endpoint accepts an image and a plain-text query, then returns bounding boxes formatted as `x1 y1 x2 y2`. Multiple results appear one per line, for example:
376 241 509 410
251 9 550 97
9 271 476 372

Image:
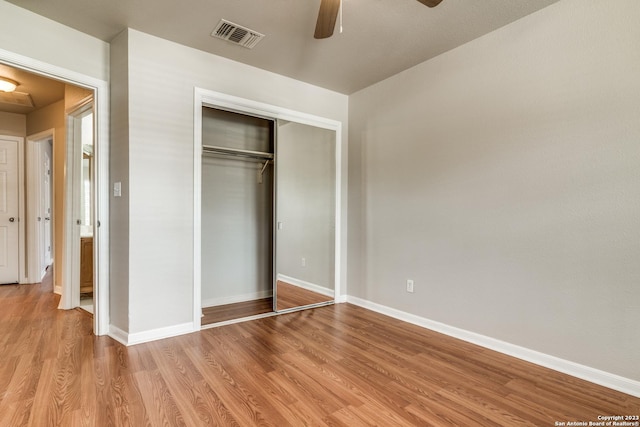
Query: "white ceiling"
7 0 560 94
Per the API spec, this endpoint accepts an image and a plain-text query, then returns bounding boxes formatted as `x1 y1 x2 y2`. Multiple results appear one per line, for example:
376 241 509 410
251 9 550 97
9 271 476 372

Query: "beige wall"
348 0 640 381
65 84 93 108
27 100 65 288
0 111 26 136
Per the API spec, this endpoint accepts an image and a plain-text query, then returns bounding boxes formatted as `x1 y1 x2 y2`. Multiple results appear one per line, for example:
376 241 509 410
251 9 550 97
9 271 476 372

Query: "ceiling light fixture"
0 77 18 92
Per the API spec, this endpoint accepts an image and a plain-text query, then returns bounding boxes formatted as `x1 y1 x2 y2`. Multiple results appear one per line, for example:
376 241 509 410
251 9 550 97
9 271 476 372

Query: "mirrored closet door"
275 120 336 312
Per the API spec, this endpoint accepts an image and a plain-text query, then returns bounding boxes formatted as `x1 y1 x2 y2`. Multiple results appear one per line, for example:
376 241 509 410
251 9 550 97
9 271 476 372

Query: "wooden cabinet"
80 236 93 294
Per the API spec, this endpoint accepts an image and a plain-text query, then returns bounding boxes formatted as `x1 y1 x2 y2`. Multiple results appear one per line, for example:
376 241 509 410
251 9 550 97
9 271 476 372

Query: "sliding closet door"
201 108 274 311
275 120 336 311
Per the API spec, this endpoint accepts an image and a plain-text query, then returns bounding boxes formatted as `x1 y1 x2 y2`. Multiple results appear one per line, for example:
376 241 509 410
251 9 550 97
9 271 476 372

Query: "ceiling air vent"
211 19 265 49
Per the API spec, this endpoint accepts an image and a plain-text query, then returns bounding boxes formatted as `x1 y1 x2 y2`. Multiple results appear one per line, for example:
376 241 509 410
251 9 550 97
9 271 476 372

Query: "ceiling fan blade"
314 0 340 39
416 0 444 7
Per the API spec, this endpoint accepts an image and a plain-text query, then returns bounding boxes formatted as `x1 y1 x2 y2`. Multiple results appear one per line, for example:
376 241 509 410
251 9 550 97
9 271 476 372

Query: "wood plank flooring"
1 271 638 426
202 298 273 325
202 281 333 325
276 281 333 311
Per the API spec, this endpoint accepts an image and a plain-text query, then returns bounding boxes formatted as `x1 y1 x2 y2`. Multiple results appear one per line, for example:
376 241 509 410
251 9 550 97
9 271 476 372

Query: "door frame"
66 97 94 310
192 88 343 330
25 129 54 283
0 48 110 336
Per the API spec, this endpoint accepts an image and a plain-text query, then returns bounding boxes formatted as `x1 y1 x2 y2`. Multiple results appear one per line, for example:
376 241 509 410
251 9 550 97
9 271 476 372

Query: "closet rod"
202 144 274 160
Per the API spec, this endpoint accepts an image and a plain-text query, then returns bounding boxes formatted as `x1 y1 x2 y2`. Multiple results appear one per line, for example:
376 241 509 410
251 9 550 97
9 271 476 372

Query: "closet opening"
200 107 275 325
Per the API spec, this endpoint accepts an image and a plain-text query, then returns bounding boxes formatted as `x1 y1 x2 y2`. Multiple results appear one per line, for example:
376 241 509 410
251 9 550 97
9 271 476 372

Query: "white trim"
277 274 334 298
202 290 273 308
94 76 110 337
25 130 54 283
17 137 26 284
61 109 78 310
198 90 342 132
0 47 110 336
110 322 195 347
193 88 343 331
346 296 640 398
193 90 203 329
63 100 94 312
108 325 129 346
334 121 342 307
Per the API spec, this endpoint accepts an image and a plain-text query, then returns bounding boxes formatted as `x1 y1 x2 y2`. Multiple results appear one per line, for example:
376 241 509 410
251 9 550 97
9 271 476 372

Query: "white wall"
348 0 640 381
109 30 130 333
0 1 109 82
113 29 348 335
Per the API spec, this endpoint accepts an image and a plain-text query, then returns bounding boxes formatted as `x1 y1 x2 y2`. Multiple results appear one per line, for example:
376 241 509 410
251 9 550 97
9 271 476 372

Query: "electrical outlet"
301 257 306 267
406 279 414 293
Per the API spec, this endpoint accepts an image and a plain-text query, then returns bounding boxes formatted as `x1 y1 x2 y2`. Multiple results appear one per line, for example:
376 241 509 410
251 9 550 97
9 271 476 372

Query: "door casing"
66 98 94 310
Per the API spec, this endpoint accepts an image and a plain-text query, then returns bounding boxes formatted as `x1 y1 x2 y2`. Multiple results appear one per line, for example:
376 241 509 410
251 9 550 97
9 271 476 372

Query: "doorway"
0 52 109 335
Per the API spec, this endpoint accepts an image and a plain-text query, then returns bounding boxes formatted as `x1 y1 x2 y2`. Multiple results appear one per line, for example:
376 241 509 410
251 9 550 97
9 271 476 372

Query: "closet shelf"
202 144 274 160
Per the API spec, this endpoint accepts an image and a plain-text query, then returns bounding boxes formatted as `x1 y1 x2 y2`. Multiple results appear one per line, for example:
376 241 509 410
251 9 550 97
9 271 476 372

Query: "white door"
42 147 53 266
0 137 19 284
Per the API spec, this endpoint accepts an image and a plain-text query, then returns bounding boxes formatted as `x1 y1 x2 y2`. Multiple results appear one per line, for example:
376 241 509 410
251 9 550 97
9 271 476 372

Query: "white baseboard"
277 274 334 298
335 294 348 303
346 296 640 398
202 289 273 308
108 322 195 346
108 325 128 346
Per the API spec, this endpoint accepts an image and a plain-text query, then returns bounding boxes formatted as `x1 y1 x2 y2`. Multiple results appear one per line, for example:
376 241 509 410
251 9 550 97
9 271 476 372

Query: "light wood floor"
1 271 638 426
202 281 333 325
202 297 273 325
276 281 333 311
